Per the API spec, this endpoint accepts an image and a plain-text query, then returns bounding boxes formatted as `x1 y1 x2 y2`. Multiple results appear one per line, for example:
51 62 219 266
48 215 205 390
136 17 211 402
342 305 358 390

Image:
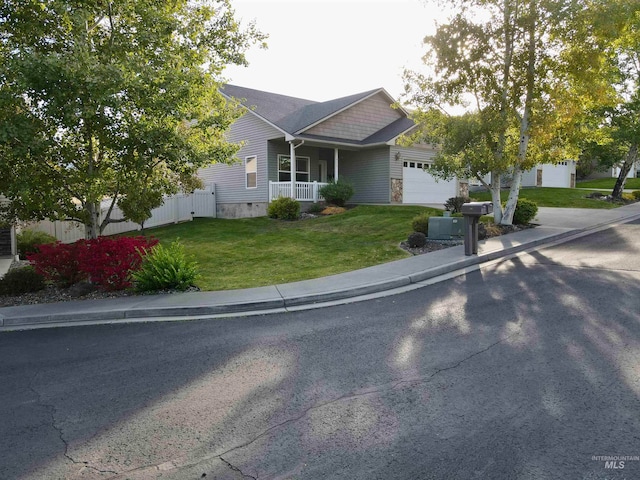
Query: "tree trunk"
85 201 101 239
611 144 638 200
501 0 535 226
501 166 523 225
490 171 503 224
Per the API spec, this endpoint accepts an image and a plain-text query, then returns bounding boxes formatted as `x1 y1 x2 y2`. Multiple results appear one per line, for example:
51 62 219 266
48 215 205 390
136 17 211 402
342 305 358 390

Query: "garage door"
403 162 458 204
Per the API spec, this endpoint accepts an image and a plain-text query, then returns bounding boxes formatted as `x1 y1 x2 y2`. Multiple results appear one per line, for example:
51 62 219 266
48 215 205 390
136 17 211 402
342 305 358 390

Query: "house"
198 85 462 218
521 161 577 188
471 161 577 190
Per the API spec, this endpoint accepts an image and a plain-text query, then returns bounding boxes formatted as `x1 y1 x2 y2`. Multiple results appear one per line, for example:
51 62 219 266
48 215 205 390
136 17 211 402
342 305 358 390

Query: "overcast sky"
223 0 449 102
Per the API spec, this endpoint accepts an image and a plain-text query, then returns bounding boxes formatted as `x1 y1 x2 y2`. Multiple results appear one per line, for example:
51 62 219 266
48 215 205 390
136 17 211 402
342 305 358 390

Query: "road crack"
220 456 258 479
111 331 521 479
28 373 118 476
214 331 520 459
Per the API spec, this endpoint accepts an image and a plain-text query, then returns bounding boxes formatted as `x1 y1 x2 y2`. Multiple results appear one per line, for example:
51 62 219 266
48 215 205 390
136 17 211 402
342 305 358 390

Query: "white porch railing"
269 181 328 202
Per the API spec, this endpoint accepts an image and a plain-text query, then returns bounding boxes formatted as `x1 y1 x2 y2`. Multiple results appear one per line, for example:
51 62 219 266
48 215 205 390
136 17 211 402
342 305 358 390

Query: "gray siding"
390 145 438 179
198 112 282 203
268 141 325 183
305 92 402 141
340 147 391 203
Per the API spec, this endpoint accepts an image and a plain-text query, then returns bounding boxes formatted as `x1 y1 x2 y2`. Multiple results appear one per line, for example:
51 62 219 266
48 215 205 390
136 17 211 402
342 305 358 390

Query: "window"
245 156 257 188
278 155 310 182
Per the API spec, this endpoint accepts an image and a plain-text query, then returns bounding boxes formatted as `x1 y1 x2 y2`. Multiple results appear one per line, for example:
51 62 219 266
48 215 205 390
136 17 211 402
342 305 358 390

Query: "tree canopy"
0 0 265 237
402 0 630 224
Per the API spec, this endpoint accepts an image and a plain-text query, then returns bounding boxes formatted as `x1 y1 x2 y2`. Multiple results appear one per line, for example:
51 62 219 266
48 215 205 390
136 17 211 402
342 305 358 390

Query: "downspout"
289 140 305 199
334 148 339 181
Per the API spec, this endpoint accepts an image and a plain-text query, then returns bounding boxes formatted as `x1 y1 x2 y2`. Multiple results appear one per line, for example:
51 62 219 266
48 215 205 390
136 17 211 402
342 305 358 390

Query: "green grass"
576 178 640 190
470 187 621 209
138 205 441 291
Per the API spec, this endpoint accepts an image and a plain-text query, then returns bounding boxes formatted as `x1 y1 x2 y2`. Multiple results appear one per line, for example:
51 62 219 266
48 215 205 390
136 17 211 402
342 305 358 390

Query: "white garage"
402 162 458 204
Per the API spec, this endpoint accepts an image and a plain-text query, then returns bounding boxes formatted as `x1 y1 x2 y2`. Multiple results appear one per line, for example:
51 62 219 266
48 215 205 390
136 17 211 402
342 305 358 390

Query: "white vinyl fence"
27 185 216 243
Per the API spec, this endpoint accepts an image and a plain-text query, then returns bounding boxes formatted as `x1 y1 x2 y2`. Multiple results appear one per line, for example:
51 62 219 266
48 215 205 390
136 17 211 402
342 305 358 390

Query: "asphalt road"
1 219 639 480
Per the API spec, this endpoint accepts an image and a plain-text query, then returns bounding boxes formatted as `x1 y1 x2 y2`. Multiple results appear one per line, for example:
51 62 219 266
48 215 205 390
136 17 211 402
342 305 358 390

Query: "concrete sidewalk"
2 203 640 330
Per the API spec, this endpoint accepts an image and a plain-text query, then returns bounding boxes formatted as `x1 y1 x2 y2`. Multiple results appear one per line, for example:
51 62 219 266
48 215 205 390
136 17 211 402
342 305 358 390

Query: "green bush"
621 193 635 202
407 232 427 248
306 202 325 214
319 179 354 207
0 266 45 295
411 213 431 235
133 241 198 292
631 190 640 200
268 197 300 220
444 196 470 214
17 229 57 258
512 198 538 225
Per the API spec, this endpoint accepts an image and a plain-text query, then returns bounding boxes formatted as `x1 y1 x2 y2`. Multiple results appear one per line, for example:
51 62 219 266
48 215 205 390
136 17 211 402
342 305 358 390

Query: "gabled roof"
220 84 414 145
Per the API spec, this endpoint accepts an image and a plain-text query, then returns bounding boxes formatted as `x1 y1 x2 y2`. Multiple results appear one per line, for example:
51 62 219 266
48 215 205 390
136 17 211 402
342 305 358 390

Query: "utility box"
427 216 464 240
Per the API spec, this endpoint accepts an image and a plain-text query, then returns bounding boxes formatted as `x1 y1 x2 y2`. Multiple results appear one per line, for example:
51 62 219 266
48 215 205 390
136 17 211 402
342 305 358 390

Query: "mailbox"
461 201 493 256
460 201 493 216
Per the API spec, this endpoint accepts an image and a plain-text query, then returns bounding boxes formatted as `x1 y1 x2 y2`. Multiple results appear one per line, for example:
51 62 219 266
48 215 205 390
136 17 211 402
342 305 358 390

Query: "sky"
223 0 449 103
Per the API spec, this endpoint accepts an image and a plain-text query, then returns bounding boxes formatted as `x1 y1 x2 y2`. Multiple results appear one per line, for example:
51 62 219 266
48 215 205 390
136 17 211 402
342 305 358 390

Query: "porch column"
289 141 296 199
334 148 339 181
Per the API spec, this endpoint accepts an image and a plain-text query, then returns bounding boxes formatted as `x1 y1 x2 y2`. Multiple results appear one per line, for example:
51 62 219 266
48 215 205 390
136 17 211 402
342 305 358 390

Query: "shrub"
319 179 354 207
407 232 427 248
133 241 198 292
306 202 325 214
17 229 57 258
0 266 45 295
621 193 635 202
268 197 300 220
444 196 470 214
27 236 157 290
411 213 431 235
27 241 85 287
632 190 640 200
77 236 158 291
321 206 346 215
512 198 538 225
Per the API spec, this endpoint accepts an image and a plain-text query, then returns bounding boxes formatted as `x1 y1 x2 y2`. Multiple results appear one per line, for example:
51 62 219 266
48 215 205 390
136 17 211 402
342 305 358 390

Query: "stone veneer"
391 179 403 203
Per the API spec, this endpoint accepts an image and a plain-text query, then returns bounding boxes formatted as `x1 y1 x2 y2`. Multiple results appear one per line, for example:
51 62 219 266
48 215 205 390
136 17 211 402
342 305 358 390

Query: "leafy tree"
0 0 265 238
402 0 622 224
592 1 640 199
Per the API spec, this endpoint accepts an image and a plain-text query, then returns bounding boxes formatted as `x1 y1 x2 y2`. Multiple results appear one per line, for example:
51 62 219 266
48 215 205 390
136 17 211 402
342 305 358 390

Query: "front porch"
269 181 329 202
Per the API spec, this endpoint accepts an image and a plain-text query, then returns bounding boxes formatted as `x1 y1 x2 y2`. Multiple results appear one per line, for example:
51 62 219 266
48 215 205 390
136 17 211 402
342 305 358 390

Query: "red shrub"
27 241 86 287
78 236 158 291
28 236 158 291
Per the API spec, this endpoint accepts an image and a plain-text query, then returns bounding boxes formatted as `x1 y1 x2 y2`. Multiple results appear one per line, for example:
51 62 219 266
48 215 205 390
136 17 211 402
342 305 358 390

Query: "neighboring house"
198 84 462 218
585 159 640 180
521 161 577 188
471 161 577 190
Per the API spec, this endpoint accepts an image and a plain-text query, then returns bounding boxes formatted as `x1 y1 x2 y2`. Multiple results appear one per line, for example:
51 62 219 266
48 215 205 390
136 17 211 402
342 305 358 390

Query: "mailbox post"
460 201 493 256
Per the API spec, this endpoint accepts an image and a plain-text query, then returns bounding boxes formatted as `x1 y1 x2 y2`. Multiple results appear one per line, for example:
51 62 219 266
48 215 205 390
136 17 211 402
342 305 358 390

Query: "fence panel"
25 186 217 243
192 184 216 218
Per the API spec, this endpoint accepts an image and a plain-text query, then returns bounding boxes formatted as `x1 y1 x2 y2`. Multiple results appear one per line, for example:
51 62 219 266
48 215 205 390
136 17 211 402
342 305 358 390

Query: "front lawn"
576 178 640 190
140 205 441 291
470 187 620 209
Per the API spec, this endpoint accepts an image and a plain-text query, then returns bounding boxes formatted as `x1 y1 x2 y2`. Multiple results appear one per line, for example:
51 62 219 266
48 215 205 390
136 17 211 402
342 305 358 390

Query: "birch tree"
403 0 621 224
